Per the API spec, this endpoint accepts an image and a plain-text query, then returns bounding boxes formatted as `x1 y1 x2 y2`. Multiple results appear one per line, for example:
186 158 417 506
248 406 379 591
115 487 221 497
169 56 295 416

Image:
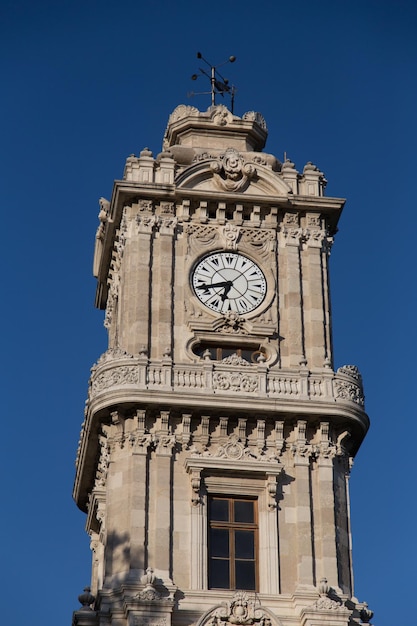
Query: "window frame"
208 495 259 591
185 457 281 594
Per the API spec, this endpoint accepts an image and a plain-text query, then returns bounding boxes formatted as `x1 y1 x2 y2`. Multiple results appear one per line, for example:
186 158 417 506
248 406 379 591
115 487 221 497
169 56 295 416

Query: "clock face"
192 252 267 315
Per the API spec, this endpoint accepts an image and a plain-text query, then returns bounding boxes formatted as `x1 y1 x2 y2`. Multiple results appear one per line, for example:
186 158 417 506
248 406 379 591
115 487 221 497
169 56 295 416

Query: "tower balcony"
86 348 368 432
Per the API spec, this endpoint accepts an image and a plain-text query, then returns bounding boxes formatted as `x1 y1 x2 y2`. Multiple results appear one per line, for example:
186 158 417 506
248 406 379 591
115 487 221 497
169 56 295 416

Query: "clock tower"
73 104 373 626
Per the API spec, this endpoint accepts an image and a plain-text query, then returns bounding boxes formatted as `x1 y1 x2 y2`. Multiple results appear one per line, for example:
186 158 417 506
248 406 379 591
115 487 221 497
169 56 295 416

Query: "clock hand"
195 280 233 290
221 282 232 301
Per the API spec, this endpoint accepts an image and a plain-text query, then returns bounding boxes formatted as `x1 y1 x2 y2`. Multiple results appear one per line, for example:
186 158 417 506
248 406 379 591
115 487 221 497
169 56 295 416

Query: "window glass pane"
235 530 254 559
210 528 229 557
235 560 256 590
211 498 229 521
209 559 230 589
234 500 254 523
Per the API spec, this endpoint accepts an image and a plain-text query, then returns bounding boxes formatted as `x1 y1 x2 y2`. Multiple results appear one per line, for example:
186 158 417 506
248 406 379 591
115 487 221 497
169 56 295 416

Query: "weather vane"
188 52 237 113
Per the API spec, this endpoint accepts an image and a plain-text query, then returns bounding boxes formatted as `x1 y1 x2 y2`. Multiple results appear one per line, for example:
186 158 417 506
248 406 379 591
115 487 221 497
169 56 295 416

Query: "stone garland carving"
211 147 256 193
91 365 139 396
206 591 272 626
184 223 219 255
239 228 276 264
213 371 258 393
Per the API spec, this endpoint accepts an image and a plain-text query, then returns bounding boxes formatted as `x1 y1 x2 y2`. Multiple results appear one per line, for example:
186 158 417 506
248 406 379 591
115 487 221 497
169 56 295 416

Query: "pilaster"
279 213 305 368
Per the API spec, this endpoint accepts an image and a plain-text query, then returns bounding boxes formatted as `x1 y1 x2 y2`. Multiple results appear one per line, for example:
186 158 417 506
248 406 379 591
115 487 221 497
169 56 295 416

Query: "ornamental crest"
206 592 272 626
211 148 256 192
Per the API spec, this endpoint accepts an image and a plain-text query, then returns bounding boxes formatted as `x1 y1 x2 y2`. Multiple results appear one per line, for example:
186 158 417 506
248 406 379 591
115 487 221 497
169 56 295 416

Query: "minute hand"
196 280 233 290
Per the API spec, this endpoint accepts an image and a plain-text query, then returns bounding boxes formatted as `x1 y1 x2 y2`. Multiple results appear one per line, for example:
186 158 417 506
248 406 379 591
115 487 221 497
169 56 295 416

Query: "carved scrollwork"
213 371 258 393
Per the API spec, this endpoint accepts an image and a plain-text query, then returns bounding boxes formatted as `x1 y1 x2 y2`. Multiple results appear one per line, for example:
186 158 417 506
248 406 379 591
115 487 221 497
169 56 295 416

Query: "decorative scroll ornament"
207 592 271 626
211 148 256 192
215 435 254 460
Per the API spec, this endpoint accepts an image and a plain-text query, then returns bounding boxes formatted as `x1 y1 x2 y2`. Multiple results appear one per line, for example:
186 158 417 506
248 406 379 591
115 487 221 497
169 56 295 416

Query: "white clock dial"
192 252 267 315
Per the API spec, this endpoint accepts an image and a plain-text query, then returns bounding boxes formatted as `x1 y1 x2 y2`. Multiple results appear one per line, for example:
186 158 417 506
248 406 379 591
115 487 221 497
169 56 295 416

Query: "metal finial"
189 52 237 113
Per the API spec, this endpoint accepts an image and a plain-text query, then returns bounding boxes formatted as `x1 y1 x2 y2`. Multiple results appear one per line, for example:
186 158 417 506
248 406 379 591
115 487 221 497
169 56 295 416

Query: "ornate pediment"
175 151 292 196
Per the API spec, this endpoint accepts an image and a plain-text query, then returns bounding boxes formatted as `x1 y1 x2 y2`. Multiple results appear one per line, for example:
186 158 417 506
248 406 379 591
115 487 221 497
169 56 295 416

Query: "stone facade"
73 104 373 626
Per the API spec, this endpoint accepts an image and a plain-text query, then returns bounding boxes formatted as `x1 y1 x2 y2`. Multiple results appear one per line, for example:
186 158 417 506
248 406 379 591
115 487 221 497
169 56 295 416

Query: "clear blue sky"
2 2 416 625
